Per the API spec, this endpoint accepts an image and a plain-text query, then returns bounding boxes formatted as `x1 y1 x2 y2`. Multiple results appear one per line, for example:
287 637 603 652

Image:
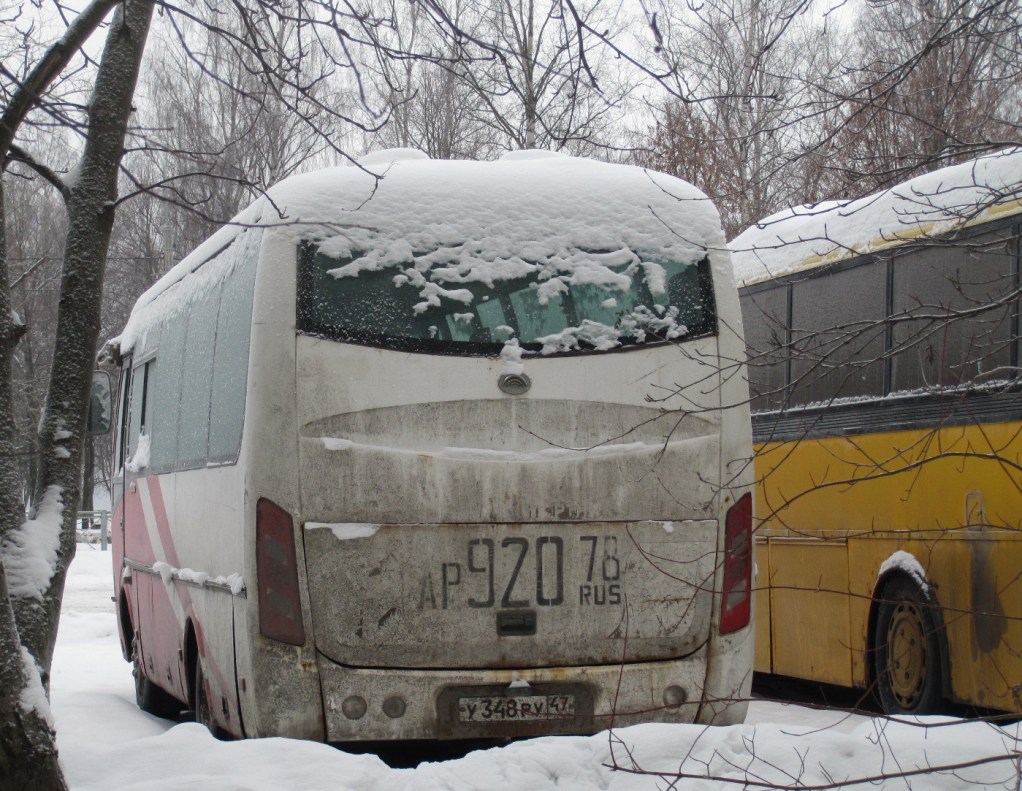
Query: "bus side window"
890 231 1015 392
149 318 186 471
177 283 223 468
209 255 258 463
740 286 788 411
116 362 133 471
125 359 152 471
789 261 886 406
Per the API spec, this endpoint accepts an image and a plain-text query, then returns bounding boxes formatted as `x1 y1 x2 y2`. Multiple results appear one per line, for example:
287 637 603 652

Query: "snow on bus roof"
730 148 1022 287
114 151 722 355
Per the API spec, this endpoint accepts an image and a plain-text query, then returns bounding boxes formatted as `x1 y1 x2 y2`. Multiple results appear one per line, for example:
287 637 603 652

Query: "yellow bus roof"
729 149 1022 288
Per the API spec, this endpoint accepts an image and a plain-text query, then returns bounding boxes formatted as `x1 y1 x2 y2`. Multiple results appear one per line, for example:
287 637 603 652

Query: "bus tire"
133 639 181 719
873 575 944 715
193 657 214 733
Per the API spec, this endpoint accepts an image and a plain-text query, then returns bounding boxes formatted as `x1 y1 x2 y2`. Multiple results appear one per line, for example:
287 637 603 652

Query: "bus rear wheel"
133 639 181 719
192 657 232 739
193 658 213 731
873 576 943 714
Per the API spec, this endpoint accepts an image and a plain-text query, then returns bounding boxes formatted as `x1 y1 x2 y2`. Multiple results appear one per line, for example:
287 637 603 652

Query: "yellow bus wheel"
873 576 944 714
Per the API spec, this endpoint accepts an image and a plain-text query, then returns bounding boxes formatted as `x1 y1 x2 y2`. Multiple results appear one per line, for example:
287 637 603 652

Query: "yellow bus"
732 150 1022 714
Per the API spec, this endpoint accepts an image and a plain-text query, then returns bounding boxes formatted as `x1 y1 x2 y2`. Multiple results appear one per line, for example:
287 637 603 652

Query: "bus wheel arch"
184 620 200 715
869 569 948 714
117 590 133 662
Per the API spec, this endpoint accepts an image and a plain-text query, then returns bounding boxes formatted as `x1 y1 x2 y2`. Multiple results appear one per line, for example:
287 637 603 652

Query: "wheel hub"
887 601 926 709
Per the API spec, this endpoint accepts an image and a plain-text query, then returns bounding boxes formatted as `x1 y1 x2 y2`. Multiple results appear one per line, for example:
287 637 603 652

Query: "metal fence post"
76 509 111 549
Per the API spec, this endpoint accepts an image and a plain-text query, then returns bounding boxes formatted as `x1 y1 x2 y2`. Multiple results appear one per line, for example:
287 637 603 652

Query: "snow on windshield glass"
299 246 714 355
291 152 721 355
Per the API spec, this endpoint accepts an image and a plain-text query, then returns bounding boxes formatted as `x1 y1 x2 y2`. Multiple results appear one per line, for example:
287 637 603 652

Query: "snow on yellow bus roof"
730 149 1022 287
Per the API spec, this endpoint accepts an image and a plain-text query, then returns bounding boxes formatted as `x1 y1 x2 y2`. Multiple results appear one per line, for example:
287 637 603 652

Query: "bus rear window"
297 244 716 356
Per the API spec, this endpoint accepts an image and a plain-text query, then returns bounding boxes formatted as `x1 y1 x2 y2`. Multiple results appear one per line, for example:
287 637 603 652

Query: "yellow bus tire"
873 575 944 715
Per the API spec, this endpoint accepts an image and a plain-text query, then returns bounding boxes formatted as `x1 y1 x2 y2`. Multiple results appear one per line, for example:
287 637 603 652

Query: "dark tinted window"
788 260 887 405
890 229 1016 391
297 245 717 356
740 286 788 410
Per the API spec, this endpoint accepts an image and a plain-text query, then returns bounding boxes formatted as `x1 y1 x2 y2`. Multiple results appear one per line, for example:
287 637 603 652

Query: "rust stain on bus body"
969 541 1006 657
967 491 1006 658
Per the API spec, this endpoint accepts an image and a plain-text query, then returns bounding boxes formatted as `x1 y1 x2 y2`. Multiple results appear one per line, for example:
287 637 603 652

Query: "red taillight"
719 493 752 635
256 498 306 646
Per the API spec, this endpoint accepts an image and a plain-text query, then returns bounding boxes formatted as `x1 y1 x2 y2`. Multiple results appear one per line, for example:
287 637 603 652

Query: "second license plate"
457 694 575 722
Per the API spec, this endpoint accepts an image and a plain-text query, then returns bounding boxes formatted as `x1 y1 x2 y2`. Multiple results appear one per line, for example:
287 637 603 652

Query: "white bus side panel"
700 248 755 723
120 464 246 734
232 229 324 739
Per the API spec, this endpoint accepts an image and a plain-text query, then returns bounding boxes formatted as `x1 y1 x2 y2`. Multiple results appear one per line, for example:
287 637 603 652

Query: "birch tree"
0 0 154 783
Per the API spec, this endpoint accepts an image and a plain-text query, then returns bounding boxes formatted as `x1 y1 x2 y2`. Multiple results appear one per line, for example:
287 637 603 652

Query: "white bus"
108 149 753 742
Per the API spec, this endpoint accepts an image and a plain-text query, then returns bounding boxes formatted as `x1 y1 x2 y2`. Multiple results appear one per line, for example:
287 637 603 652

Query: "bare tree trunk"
15 0 155 679
0 182 55 791
0 187 27 543
17 303 42 504
0 2 153 787
0 561 67 790
0 0 126 539
0 190 62 785
0 117 65 791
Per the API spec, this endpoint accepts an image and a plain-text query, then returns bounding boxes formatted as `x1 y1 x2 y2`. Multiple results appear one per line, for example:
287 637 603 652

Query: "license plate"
458 694 575 722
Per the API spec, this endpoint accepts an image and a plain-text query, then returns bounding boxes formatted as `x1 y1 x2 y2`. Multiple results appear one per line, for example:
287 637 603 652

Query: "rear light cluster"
256 498 306 646
719 493 752 635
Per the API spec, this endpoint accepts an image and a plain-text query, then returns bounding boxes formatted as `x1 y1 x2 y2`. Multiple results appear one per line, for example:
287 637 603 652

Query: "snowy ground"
51 546 1021 790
